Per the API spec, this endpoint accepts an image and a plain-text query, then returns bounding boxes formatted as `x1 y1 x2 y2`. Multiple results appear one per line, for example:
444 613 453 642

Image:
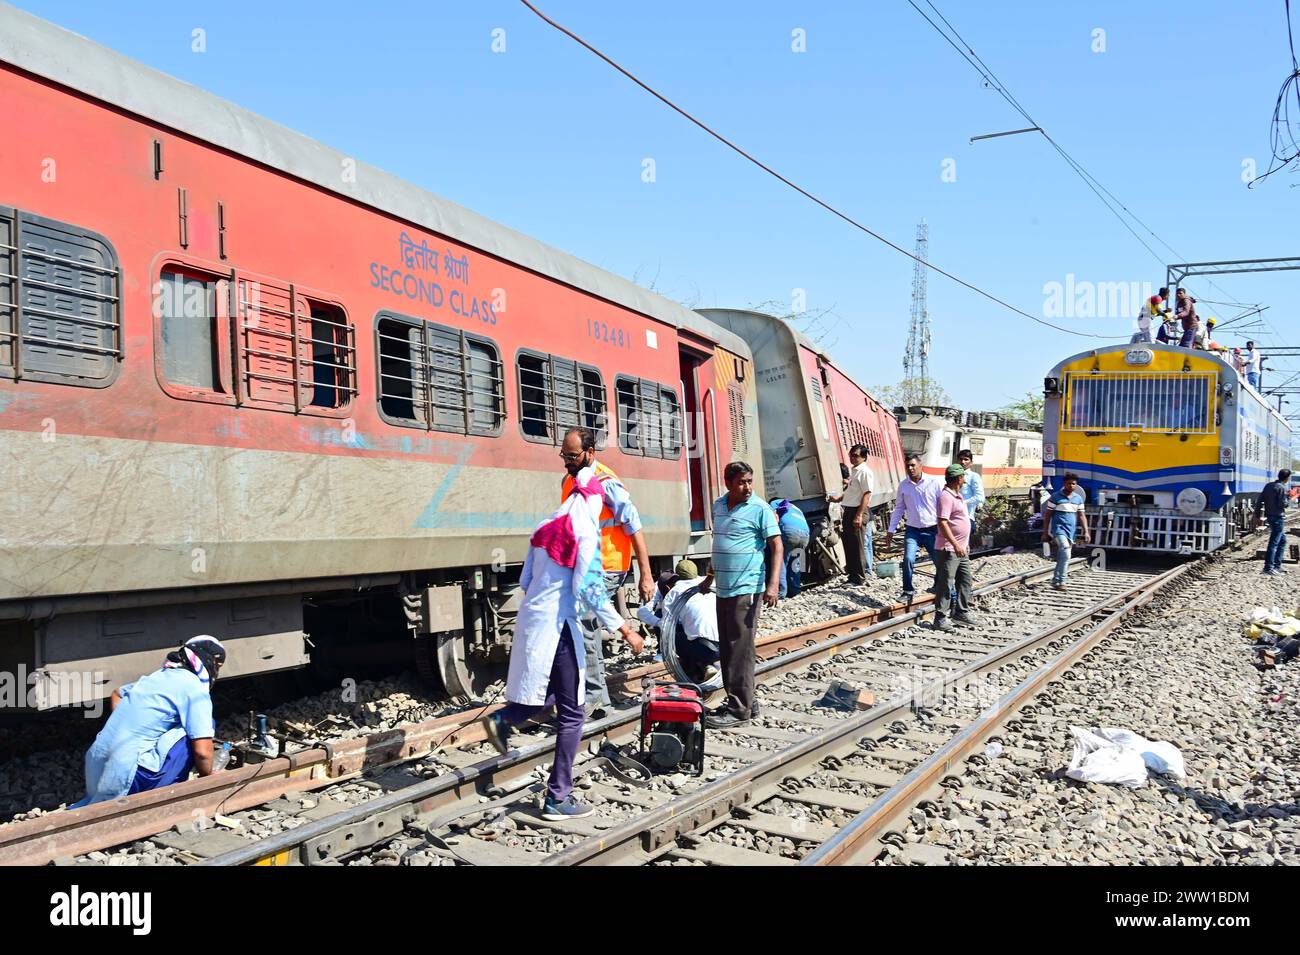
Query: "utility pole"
903 221 931 405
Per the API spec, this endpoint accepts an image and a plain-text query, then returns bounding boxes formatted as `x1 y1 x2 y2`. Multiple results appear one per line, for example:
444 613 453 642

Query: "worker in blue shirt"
73 636 227 807
956 449 985 523
769 497 811 598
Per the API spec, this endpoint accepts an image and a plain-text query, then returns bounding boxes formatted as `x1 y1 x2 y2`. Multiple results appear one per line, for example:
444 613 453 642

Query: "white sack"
1096 727 1187 781
1065 725 1149 788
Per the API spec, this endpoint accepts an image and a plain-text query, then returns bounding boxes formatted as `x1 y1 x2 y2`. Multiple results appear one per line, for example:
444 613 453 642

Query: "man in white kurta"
482 467 640 820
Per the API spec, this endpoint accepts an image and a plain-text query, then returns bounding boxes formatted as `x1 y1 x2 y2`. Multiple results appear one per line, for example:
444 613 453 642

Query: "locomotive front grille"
1087 507 1225 554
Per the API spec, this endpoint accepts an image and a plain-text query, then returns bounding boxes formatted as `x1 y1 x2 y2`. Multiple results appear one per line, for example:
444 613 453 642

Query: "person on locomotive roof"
1175 289 1199 348
73 636 227 807
1256 469 1292 577
886 454 942 602
1134 287 1168 344
559 427 654 718
482 466 643 821
1193 316 1225 352
955 448 985 523
827 444 875 585
1244 342 1262 390
1043 474 1089 591
705 462 782 729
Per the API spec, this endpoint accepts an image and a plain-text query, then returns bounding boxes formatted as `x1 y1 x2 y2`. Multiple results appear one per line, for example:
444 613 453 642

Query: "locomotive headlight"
1043 376 1061 396
1176 488 1207 515
1220 447 1233 465
1043 443 1056 462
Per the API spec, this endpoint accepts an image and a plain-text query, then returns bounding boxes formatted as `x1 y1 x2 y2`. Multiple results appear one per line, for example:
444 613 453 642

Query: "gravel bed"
758 551 1047 635
874 551 1300 865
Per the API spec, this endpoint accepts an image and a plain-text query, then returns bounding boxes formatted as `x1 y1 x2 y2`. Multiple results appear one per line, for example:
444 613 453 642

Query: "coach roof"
0 3 750 358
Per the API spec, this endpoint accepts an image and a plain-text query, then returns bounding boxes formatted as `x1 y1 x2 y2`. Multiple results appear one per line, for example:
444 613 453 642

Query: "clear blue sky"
13 0 1300 423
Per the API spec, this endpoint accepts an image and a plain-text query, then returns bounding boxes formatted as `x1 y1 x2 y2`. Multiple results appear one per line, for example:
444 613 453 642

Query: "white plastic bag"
1065 726 1149 788
1096 727 1187 781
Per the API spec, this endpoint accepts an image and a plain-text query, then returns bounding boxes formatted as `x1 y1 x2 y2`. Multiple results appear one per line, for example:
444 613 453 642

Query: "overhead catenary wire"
516 0 1122 341
909 0 1300 374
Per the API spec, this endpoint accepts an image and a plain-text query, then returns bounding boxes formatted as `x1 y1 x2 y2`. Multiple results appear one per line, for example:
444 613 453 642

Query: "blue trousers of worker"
497 624 583 803
1178 326 1195 348
676 631 721 682
1248 372 1260 390
578 571 626 708
863 519 876 575
128 736 194 795
902 526 938 597
778 531 809 598
1266 516 1287 571
1052 533 1073 584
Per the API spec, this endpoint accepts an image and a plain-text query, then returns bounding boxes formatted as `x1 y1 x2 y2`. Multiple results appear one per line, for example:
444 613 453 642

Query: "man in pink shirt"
934 463 979 632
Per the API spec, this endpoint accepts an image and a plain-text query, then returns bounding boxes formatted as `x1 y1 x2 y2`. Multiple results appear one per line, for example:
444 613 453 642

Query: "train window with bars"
616 375 681 458
0 207 122 387
376 312 504 434
517 350 607 446
1063 372 1214 434
157 267 357 411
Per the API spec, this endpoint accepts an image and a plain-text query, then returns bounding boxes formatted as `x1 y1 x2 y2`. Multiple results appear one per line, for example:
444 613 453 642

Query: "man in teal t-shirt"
707 461 781 728
1043 473 1089 589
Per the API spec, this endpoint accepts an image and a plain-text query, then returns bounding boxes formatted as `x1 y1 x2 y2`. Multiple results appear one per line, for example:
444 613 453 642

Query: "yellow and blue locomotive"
1042 343 1291 554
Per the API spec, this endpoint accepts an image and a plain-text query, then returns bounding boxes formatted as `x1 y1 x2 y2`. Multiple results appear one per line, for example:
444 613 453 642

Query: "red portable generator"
639 682 706 775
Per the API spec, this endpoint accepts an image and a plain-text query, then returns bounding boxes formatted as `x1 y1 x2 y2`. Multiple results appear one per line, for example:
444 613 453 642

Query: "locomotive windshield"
1061 371 1215 434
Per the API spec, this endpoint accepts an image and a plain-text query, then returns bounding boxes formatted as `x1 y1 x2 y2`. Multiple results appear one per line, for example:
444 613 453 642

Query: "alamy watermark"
1042 274 1158 321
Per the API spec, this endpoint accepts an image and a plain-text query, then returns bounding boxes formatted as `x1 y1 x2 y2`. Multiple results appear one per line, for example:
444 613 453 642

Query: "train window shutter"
639 377 663 457
426 323 468 433
377 315 424 425
466 337 504 434
551 356 580 435
580 366 607 447
237 277 298 406
0 208 121 386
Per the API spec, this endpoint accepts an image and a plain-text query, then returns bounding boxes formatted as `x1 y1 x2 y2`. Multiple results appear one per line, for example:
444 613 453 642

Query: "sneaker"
934 617 954 632
701 665 720 682
1052 582 1066 590
952 613 982 627
1262 567 1276 577
704 710 752 729
541 794 595 821
900 591 915 603
584 700 610 720
480 713 512 756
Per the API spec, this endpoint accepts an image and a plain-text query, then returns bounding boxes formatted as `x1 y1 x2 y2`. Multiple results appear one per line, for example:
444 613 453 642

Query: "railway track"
191 557 1181 867
0 551 1016 865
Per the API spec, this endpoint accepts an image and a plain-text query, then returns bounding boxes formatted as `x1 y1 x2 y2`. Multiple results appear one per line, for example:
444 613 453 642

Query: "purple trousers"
497 623 584 802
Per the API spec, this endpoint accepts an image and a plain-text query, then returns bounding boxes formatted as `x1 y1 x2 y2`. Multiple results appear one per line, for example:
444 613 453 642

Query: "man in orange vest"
560 427 655 715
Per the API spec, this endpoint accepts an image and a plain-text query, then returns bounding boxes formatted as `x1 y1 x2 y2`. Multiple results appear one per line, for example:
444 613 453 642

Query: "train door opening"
679 349 708 531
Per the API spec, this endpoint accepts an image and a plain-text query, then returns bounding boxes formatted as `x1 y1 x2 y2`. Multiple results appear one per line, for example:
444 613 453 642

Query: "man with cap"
934 464 978 632
636 559 720 684
74 635 228 806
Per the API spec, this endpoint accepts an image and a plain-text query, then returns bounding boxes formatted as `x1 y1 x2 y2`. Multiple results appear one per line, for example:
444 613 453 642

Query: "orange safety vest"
561 460 634 573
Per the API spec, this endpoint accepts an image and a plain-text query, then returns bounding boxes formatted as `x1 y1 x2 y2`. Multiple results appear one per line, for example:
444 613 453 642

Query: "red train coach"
0 7 761 705
696 309 904 574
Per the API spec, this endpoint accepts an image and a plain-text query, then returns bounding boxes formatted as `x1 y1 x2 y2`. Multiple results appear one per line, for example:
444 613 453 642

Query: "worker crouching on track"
73 636 227 807
482 466 643 820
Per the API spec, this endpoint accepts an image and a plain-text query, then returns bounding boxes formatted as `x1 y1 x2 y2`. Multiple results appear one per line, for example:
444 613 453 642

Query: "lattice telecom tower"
903 221 932 405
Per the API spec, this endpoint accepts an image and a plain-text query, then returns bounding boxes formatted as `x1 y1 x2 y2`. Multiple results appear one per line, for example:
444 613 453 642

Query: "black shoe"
847 576 866 586
952 613 982 627
480 713 512 756
704 710 752 729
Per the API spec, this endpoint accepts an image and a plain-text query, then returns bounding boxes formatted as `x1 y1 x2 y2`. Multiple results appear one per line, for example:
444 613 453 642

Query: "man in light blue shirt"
74 636 226 806
1043 473 1090 589
707 461 781 729
956 449 985 522
886 454 943 601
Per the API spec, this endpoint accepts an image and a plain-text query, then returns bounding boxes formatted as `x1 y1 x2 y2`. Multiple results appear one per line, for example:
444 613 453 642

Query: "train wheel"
414 631 474 702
